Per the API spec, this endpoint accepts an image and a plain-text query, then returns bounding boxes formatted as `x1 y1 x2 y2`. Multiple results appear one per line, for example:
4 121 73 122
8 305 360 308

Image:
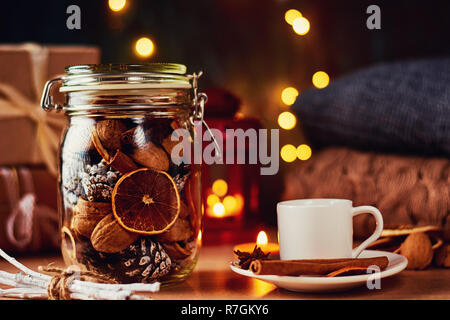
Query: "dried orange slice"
112 168 180 235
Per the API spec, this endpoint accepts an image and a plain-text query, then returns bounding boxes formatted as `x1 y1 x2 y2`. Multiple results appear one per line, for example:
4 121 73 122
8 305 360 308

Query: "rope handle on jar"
190 72 222 160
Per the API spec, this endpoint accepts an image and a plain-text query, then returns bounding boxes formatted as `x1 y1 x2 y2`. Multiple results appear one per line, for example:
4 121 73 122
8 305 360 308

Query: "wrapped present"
0 43 100 175
0 167 59 253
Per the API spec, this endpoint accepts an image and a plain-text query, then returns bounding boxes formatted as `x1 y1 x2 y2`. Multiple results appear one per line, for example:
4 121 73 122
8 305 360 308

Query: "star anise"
234 246 270 270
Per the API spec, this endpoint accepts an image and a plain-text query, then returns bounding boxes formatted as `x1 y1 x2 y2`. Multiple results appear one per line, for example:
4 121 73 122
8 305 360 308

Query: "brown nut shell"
71 199 111 238
95 120 127 150
156 218 192 242
90 214 139 253
131 141 169 171
434 243 450 268
156 202 191 242
400 232 433 270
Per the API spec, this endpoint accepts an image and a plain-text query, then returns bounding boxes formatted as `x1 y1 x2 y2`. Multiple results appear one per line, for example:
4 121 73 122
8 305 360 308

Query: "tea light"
233 231 279 254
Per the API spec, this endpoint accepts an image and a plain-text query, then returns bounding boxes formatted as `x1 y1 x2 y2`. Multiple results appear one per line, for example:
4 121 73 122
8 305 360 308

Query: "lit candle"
233 231 279 254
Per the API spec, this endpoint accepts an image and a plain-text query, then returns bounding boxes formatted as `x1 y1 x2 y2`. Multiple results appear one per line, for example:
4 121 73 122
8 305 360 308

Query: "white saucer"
230 250 408 292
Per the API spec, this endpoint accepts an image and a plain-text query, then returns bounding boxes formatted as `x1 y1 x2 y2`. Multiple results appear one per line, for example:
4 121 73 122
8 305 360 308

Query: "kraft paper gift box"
0 166 59 253
0 43 100 253
0 43 100 174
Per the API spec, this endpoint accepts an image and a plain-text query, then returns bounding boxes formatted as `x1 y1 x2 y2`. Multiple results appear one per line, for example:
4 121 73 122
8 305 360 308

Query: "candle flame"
256 231 268 246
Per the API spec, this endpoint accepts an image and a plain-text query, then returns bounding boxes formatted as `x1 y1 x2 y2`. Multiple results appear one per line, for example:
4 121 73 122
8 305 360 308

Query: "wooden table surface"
1 245 449 300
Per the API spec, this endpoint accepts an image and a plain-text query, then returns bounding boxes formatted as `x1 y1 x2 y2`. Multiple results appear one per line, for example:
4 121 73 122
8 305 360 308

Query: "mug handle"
351 206 384 258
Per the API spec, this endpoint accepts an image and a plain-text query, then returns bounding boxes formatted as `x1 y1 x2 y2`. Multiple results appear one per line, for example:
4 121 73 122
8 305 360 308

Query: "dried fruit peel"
112 168 181 235
91 128 112 162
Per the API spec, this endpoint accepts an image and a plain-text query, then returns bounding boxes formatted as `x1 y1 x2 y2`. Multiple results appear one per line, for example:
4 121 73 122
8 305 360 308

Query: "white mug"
277 199 383 260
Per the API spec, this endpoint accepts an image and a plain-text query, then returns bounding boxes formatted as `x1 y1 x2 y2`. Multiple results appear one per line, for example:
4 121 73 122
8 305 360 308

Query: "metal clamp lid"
40 67 221 158
40 77 64 112
190 72 222 159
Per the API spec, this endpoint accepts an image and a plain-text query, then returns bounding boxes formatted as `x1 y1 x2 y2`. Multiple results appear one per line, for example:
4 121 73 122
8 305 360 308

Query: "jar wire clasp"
40 77 64 112
190 72 222 160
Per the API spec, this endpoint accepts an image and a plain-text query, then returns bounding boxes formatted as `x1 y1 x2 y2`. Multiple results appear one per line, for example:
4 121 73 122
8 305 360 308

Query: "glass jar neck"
65 88 193 117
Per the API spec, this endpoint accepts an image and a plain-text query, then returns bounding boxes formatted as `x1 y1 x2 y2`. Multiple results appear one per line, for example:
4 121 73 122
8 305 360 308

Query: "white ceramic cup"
277 199 383 260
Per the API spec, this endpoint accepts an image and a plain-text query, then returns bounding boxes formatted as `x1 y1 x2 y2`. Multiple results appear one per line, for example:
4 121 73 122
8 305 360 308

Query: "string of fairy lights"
278 9 330 163
108 1 330 164
108 0 156 57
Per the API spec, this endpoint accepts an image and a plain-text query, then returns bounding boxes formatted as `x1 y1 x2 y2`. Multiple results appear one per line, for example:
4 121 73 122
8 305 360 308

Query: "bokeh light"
284 9 302 25
280 144 297 163
135 37 154 57
297 144 312 160
108 0 126 12
293 17 310 35
223 195 237 213
277 111 297 130
281 87 299 105
212 179 228 197
207 194 220 207
234 193 244 212
212 202 225 217
312 71 330 89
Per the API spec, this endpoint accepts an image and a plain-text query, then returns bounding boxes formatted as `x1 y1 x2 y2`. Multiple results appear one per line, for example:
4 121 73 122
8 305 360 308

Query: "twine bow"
0 167 59 249
0 43 65 176
39 266 115 300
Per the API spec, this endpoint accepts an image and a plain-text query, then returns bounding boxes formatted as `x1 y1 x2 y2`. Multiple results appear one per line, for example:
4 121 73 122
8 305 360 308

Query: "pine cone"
63 159 121 204
62 152 88 205
78 237 172 283
81 160 121 202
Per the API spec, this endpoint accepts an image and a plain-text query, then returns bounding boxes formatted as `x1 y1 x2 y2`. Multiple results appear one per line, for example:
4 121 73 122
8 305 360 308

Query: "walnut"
91 125 140 175
95 120 127 151
71 199 111 238
400 232 433 270
90 214 138 253
120 126 169 171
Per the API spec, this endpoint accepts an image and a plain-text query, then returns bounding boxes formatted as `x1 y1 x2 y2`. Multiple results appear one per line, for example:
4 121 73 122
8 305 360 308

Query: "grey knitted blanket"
292 58 450 156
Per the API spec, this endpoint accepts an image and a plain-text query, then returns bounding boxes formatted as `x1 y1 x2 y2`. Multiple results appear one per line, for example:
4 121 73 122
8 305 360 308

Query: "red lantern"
201 88 262 244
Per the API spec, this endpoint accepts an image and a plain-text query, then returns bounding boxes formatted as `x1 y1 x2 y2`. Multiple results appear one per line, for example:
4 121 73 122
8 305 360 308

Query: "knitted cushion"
282 147 450 241
293 59 450 156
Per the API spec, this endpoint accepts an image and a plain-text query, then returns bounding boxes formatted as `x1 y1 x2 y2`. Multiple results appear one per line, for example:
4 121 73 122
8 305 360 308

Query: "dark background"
1 0 449 226
1 0 449 120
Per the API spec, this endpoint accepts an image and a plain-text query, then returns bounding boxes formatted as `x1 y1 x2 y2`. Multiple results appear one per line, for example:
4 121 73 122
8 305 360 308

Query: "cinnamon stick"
326 266 381 277
108 150 139 174
249 257 389 276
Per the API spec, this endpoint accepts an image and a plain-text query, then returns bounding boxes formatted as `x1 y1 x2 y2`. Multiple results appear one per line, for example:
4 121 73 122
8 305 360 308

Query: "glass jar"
41 64 205 285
